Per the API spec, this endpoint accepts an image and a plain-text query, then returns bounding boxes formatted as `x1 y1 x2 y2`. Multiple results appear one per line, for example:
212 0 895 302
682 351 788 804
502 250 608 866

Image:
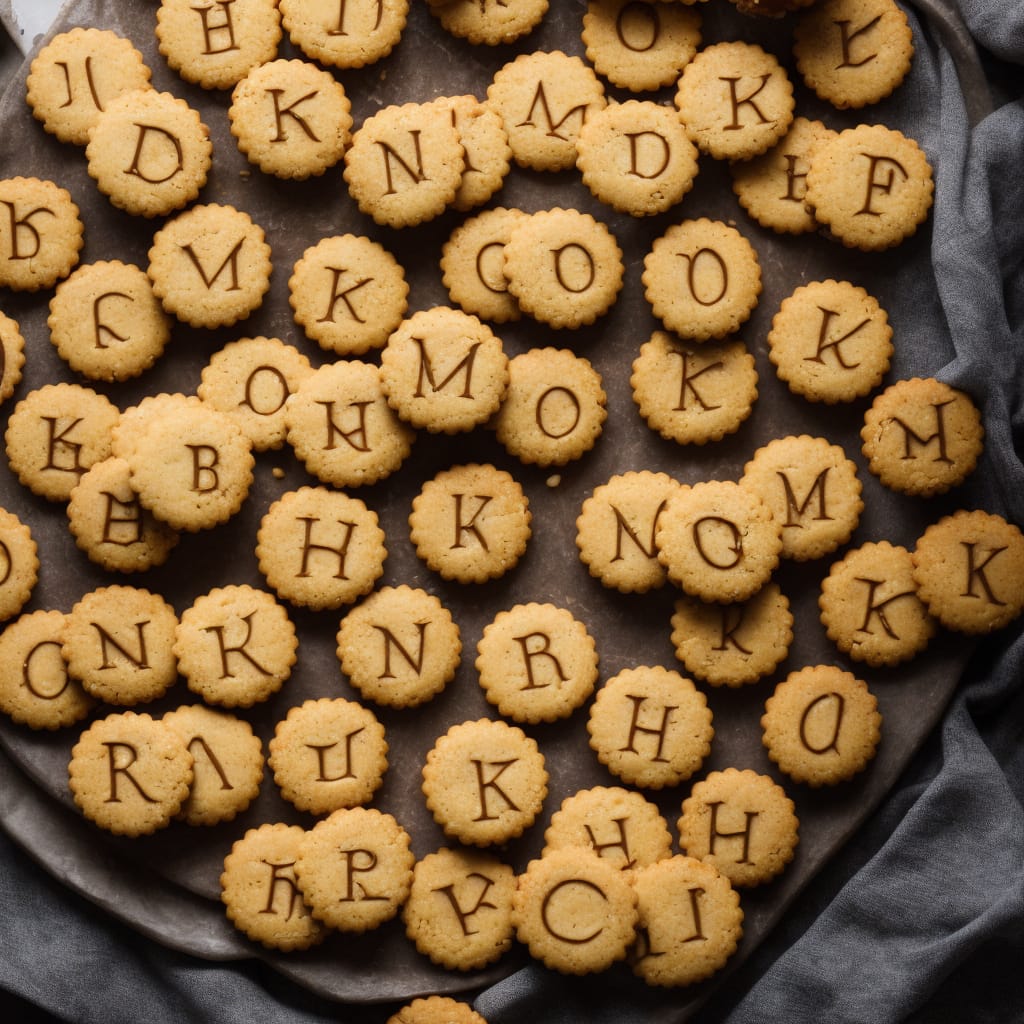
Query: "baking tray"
0 0 972 1015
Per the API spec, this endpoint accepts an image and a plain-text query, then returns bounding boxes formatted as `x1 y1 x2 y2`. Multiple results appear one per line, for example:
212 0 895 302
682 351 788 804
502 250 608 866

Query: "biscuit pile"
2 0 1024 1004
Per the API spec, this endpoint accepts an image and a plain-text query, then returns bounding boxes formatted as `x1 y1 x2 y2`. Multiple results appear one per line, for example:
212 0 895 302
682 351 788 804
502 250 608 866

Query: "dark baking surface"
0 0 984 1017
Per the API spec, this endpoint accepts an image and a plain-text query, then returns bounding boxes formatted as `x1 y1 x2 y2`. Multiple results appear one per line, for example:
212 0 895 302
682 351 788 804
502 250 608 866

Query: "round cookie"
163 704 264 826
511 848 638 975
66 456 180 573
767 279 893 404
198 336 314 452
220 823 328 951
674 41 794 161
48 260 171 382
819 540 937 666
475 602 599 723
269 697 388 815
742 434 863 562
911 509 1024 635
5 382 119 503
0 507 38 623
85 89 212 218
793 0 914 110
631 331 758 445
386 997 489 1024
631 855 743 988
289 233 409 356
295 807 414 932
586 665 713 790
284 359 415 487
642 219 762 341
409 463 531 584
861 377 984 496
492 348 607 467
762 665 882 787
147 203 273 328
575 99 699 217
343 100 465 228
656 479 783 604
26 27 152 145
0 177 84 292
279 0 408 68
805 124 934 251
422 718 548 847
671 581 793 688
380 306 509 434
255 485 387 610
402 847 516 972
486 50 607 172
582 0 702 93
116 393 255 532
62 585 179 706
174 584 298 707
440 207 527 324
503 208 624 329
156 0 282 90
731 117 838 235
542 785 673 874
429 0 548 45
0 610 95 730
677 767 799 887
229 58 352 179
0 311 25 406
434 94 512 212
336 585 461 709
575 470 681 594
68 711 193 836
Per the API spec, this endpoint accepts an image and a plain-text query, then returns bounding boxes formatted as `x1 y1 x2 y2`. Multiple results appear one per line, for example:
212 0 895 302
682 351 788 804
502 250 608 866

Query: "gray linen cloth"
1 1 1022 1021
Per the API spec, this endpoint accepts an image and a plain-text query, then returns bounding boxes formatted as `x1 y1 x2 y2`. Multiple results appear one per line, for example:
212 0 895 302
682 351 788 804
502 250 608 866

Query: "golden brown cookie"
280 0 408 68
861 377 984 496
409 463 531 584
475 602 599 723
26 27 152 145
0 507 38 624
269 697 388 815
671 582 793 688
68 711 193 836
805 124 934 250
174 584 298 707
643 219 762 341
511 848 638 975
0 610 95 730
0 177 84 292
256 485 387 610
630 855 743 988
675 41 794 161
761 665 882 786
631 331 758 445
819 540 937 666
422 718 548 847
767 279 893 404
911 509 1024 635
793 0 914 109
402 847 516 972
586 665 713 789
0 312 25 407
289 233 409 356
575 470 681 594
677 767 799 887
386 997 489 1024
295 806 414 932
163 703 264 826
742 434 863 562
656 479 783 604
491 347 607 467
336 585 461 709
220 823 328 951
429 0 548 45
